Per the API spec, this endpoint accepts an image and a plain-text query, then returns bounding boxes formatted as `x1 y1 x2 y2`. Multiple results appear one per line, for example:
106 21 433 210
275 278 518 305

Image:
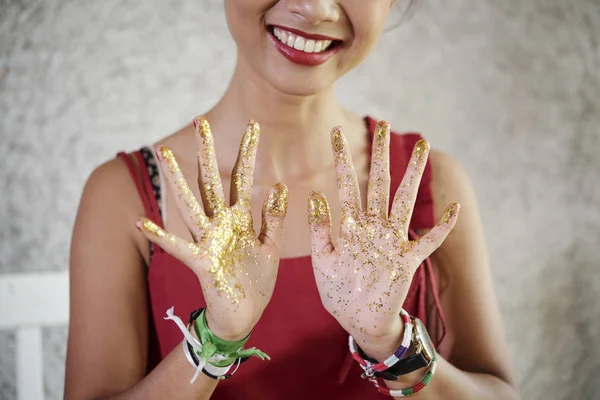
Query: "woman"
65 1 520 398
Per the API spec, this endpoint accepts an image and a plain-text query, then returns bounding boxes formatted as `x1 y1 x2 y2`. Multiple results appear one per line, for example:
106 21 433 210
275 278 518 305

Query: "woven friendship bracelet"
373 354 438 397
348 309 413 377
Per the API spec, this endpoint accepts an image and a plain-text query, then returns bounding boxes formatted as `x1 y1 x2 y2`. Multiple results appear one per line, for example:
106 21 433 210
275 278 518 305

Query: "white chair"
0 272 70 400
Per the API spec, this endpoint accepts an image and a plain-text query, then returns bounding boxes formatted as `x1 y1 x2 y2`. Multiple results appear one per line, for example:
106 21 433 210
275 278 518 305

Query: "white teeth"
293 37 305 50
304 40 315 53
272 27 334 53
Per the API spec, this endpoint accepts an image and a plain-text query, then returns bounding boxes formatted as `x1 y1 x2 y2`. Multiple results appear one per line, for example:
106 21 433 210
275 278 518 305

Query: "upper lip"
270 25 341 42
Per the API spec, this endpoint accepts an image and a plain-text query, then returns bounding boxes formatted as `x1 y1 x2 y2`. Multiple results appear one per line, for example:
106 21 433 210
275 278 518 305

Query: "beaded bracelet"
348 309 413 377
372 353 438 397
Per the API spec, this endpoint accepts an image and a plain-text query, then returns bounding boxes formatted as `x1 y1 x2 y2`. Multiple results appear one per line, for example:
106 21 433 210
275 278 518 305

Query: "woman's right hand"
137 117 288 341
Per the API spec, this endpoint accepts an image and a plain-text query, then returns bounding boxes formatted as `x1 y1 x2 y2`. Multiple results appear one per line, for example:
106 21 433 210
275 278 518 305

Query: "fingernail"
414 139 430 163
308 191 331 226
331 126 344 152
135 220 142 230
156 145 170 161
158 146 178 171
242 120 260 149
139 218 166 237
374 121 390 140
264 183 288 218
195 116 211 139
442 203 461 224
247 119 260 136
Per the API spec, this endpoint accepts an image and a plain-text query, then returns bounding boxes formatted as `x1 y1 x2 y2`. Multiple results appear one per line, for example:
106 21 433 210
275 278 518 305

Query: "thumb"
259 183 289 249
308 191 334 259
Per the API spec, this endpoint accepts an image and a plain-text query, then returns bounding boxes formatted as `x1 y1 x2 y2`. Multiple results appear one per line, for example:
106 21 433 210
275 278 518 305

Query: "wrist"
204 309 252 342
352 318 405 361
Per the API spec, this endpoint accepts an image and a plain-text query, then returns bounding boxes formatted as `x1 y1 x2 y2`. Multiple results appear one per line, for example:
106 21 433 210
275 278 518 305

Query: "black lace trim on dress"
140 146 162 258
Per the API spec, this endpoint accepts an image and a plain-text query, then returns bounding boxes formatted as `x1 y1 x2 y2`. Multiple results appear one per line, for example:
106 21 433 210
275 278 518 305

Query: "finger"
331 127 361 215
156 146 209 241
194 116 226 216
307 191 334 259
390 139 430 233
259 183 289 248
136 218 203 267
366 121 391 218
412 203 461 260
230 120 260 207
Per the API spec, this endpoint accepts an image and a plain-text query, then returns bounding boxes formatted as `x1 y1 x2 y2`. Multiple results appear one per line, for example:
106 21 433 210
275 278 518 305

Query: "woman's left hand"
307 122 460 359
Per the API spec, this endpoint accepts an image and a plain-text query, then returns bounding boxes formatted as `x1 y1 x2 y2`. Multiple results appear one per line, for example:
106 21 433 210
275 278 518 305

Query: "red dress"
118 116 446 399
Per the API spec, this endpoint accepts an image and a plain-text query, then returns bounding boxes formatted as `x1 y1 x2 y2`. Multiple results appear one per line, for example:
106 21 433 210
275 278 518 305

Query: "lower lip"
269 31 340 67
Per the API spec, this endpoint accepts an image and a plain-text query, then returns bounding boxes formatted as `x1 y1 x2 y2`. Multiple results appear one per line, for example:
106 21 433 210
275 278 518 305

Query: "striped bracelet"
372 353 438 397
348 309 413 377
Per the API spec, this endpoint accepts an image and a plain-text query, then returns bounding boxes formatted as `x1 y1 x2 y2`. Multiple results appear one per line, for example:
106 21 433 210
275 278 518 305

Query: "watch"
358 317 435 381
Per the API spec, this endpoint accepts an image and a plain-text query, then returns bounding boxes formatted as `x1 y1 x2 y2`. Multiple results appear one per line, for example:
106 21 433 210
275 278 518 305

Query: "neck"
203 59 365 186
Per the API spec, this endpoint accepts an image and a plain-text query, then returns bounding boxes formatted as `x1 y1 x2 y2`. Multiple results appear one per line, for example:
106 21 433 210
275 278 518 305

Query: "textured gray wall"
1 0 599 399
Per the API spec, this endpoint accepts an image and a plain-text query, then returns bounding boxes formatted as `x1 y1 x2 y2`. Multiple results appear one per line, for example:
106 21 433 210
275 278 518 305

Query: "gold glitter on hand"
374 121 390 140
157 145 208 231
413 139 430 164
194 116 213 140
442 202 461 224
232 120 261 206
309 123 459 343
264 183 289 218
331 126 345 153
194 116 226 214
140 218 166 238
308 191 331 226
138 117 287 336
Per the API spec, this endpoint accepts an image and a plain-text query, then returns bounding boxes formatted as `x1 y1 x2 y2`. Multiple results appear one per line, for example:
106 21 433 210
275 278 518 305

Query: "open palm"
308 122 460 341
138 117 288 340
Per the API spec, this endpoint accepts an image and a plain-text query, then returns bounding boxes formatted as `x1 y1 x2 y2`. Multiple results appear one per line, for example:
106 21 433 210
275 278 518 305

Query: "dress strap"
117 147 165 255
425 256 447 346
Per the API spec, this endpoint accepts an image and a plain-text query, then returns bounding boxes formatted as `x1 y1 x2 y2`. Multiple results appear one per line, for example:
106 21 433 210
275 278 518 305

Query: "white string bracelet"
181 338 235 383
165 307 233 384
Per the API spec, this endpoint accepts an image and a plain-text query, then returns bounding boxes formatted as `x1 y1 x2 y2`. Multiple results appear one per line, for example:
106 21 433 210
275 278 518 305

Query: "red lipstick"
270 25 340 41
269 26 341 67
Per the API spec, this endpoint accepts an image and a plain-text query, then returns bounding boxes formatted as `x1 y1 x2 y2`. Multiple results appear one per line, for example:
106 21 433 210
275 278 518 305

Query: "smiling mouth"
268 25 342 54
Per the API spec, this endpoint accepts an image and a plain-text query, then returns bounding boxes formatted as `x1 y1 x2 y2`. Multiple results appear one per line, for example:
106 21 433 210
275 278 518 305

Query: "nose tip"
288 0 341 25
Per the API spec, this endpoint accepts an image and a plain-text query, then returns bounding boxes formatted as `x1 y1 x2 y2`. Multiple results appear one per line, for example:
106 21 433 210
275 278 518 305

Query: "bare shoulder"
84 156 140 201
427 149 478 220
424 148 484 281
66 156 152 397
425 149 517 387
77 156 149 262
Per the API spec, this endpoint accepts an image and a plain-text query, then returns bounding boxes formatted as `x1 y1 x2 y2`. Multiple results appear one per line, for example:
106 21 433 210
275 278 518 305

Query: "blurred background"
0 0 599 399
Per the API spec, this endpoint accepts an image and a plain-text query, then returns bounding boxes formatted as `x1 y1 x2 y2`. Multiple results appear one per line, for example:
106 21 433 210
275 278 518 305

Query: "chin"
266 68 335 97
235 22 348 97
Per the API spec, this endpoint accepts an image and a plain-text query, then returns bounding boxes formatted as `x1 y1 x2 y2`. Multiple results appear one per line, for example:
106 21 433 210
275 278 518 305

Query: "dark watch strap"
357 344 431 381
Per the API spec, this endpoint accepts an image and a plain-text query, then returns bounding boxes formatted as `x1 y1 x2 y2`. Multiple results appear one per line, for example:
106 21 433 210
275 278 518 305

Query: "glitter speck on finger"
265 183 289 218
413 139 430 164
308 191 331 226
443 202 461 224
